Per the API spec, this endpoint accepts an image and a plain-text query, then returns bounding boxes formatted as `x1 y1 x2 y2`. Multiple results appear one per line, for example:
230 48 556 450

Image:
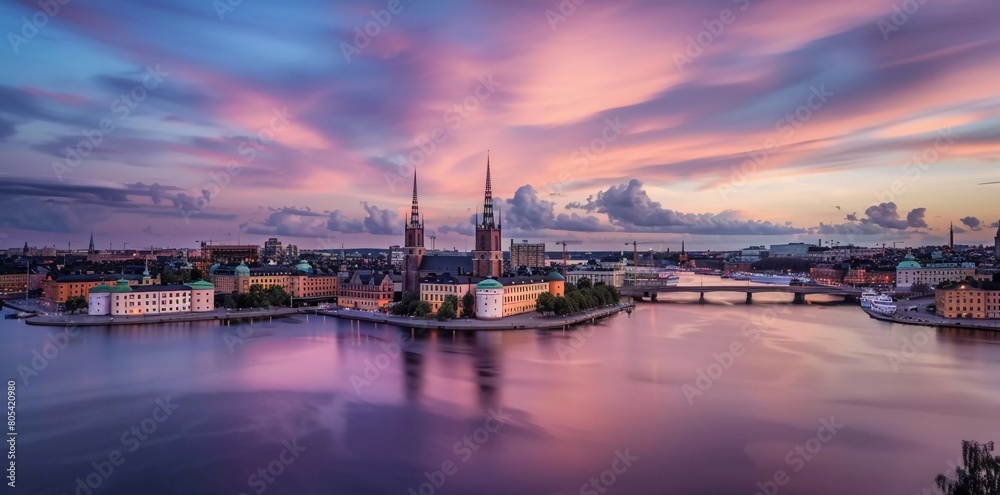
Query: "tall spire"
481 152 495 228
88 231 95 254
409 170 421 228
950 222 955 249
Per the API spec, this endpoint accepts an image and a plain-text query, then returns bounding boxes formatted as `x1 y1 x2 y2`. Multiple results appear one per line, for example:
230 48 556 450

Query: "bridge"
619 285 863 304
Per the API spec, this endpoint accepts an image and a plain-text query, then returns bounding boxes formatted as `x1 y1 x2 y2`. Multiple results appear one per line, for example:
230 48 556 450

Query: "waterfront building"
210 262 339 302
474 272 565 320
87 279 215 316
739 246 768 263
420 273 476 313
339 271 394 310
565 269 625 288
768 243 814 258
41 273 157 303
510 240 546 268
844 268 896 287
895 254 977 289
934 279 1000 319
289 273 339 301
0 267 44 294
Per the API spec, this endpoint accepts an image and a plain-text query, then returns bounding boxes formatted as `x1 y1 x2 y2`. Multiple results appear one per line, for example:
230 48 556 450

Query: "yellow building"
42 271 157 303
339 272 394 310
210 262 293 294
420 274 476 312
935 280 1000 319
475 272 566 320
0 270 44 294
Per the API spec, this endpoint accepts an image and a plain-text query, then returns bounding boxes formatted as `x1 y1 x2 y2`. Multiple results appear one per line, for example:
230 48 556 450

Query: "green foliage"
223 294 237 309
437 296 458 321
543 284 620 316
414 301 432 317
65 296 86 313
461 291 475 318
911 282 931 295
535 292 556 313
233 284 291 308
576 277 592 291
160 268 177 284
190 268 204 281
936 440 1000 495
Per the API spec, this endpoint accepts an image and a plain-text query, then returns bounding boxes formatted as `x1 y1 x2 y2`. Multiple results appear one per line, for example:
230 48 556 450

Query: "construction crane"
554 240 583 275
625 241 659 267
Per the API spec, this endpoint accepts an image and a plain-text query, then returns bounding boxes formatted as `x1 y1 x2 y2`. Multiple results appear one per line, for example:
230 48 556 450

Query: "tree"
65 296 86 313
190 268 204 281
265 285 291 306
936 440 1000 495
461 291 475 318
160 268 177 284
223 294 237 309
576 277 592 291
911 282 931 295
536 292 556 314
436 298 457 320
413 301 432 317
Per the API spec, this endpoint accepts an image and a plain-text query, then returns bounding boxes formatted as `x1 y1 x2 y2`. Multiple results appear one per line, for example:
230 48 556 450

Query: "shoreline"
19 306 301 327
861 306 1000 332
307 303 634 331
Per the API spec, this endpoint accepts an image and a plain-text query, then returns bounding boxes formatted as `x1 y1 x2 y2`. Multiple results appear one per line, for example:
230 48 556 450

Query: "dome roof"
89 284 112 293
897 254 921 269
185 280 215 290
109 279 133 293
295 261 313 273
476 277 503 290
235 261 251 276
546 271 565 281
209 263 221 275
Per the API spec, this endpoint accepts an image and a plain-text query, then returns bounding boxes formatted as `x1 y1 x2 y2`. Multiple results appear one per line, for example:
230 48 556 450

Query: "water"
3 277 999 495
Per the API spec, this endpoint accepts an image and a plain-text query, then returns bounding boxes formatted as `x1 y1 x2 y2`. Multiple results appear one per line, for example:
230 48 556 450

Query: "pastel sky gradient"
1 0 999 251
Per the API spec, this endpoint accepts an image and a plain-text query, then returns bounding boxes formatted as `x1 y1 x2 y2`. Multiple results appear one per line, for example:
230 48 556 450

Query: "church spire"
88 231 95 254
481 152 495 228
409 170 421 228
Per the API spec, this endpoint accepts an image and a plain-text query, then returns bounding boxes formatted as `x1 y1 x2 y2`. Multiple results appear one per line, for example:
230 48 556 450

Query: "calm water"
3 276 1000 495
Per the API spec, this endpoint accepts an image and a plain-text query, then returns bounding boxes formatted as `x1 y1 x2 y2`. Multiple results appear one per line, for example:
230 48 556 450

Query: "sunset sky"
1 0 998 251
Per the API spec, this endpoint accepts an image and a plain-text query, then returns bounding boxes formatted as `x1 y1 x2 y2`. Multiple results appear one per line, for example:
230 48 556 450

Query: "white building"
739 246 769 263
88 279 215 316
895 254 977 289
475 278 504 320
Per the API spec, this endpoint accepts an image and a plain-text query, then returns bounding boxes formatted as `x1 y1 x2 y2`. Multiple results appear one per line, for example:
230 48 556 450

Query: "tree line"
535 278 620 316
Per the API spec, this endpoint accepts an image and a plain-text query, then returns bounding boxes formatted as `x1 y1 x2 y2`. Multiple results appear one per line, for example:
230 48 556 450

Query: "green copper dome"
89 284 112 293
109 279 133 293
235 261 251 276
295 261 313 273
897 254 921 269
185 280 215 290
546 271 565 281
476 277 503 290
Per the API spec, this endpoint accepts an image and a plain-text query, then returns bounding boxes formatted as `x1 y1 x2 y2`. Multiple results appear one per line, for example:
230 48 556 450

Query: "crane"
554 240 583 275
625 241 659 267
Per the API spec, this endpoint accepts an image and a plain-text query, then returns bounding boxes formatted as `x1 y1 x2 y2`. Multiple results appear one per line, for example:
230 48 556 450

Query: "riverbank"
308 303 634 331
861 306 1000 332
22 306 301 327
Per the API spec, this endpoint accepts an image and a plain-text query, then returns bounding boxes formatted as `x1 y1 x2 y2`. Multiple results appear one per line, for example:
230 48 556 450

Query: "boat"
750 274 797 286
731 273 751 281
860 289 878 308
869 295 897 316
625 268 680 287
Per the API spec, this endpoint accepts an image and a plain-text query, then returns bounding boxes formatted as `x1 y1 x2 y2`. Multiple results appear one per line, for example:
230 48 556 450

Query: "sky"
1 0 999 252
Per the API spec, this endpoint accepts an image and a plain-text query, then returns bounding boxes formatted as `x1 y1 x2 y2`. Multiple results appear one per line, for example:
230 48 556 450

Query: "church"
402 156 564 320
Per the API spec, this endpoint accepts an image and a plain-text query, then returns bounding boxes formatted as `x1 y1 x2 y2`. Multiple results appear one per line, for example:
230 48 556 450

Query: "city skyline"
2 0 1000 251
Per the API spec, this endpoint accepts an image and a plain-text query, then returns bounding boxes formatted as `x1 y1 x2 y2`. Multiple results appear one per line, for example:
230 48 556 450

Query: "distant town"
2 164 999 324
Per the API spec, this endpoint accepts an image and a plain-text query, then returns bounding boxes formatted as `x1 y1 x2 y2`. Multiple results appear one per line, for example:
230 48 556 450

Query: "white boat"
625 268 679 287
750 274 796 286
869 295 897 316
860 289 878 308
